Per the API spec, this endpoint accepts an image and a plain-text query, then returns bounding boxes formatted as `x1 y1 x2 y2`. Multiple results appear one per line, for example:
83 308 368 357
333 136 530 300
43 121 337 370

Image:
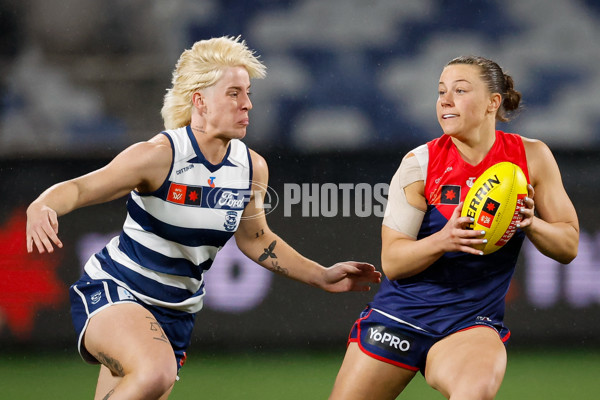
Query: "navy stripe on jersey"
96 248 205 302
118 232 210 280
127 197 234 247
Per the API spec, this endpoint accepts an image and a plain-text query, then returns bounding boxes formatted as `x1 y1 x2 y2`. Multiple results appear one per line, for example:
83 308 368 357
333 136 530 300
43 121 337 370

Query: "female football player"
26 36 380 400
329 55 579 400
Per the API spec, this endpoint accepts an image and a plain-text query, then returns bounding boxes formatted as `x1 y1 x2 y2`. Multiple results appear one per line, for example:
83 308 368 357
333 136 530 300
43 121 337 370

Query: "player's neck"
192 128 231 165
452 129 496 166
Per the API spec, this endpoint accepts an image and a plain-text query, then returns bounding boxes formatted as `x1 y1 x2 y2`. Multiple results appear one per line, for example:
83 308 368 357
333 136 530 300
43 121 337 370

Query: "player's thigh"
424 327 507 399
330 342 416 400
84 302 176 376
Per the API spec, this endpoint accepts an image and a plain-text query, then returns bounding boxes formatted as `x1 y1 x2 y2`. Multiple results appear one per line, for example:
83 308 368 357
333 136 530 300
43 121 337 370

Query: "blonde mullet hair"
161 36 267 129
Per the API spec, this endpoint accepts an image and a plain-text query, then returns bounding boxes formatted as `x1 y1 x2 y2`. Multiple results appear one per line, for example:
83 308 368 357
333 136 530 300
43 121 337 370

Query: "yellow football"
461 162 528 255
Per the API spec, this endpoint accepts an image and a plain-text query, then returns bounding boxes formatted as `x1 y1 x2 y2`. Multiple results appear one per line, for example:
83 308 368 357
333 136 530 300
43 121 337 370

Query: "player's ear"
192 91 207 112
487 93 502 114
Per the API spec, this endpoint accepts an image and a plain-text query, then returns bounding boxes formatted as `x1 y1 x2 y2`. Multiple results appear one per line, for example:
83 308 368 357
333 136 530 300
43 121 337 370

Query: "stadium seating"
1 0 599 155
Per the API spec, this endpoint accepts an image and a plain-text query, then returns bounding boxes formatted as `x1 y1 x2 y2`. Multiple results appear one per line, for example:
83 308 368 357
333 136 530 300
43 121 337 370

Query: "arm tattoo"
96 352 125 377
102 389 115 399
258 240 289 276
258 240 277 261
269 260 289 276
146 316 169 343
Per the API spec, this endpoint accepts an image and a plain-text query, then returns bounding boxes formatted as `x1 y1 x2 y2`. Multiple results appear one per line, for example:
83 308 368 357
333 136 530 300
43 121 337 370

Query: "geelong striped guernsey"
83 126 253 313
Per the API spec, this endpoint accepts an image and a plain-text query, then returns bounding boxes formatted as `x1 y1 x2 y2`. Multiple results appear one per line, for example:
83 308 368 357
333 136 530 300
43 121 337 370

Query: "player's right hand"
440 202 487 255
26 203 63 254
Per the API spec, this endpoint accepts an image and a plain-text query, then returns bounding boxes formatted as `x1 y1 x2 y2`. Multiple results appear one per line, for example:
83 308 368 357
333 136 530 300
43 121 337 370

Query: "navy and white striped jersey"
83 126 253 313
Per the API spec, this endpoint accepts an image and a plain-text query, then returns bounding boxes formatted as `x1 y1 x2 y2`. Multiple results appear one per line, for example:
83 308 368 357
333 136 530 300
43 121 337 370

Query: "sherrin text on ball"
461 162 528 255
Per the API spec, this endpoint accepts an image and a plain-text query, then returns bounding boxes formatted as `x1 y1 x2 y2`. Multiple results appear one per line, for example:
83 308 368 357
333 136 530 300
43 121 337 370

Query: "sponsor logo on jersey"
476 316 493 323
434 166 454 185
364 325 412 354
223 211 239 231
477 198 500 228
117 286 136 301
175 164 194 175
206 186 251 210
440 185 461 205
167 183 202 206
90 290 102 305
218 190 246 209
208 176 216 188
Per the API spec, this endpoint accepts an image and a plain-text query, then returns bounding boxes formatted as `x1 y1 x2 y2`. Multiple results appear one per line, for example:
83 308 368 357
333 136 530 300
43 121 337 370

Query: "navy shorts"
348 307 510 372
69 272 195 371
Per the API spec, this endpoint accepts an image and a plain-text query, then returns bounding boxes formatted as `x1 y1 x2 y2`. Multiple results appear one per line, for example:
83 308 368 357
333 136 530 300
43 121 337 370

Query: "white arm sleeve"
382 146 428 239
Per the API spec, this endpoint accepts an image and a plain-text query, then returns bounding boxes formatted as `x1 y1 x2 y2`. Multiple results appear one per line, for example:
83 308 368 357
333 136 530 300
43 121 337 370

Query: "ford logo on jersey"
206 187 251 210
217 191 245 208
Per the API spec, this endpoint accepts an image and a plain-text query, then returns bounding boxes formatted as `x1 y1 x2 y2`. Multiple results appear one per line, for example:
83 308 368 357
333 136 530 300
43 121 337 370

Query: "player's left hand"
518 184 535 231
320 261 381 293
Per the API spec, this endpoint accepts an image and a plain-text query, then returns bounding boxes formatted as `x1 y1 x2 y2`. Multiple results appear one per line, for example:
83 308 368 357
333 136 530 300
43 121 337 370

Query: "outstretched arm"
26 135 172 254
234 150 380 292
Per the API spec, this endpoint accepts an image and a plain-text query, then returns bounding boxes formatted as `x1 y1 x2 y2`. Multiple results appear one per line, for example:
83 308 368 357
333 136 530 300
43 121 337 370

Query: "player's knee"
132 362 177 398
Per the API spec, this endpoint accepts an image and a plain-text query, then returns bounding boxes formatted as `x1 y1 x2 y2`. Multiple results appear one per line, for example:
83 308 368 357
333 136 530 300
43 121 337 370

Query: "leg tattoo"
96 352 125 377
146 316 169 343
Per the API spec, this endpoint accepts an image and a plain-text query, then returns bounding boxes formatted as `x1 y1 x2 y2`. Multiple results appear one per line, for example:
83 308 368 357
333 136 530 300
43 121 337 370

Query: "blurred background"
1 0 599 398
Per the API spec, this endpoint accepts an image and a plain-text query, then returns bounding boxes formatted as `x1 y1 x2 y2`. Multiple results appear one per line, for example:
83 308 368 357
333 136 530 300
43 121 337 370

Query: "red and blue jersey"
370 131 530 336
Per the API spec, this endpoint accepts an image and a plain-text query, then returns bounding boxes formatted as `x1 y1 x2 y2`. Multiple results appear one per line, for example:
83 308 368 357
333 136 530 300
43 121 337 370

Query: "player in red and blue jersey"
330 56 579 400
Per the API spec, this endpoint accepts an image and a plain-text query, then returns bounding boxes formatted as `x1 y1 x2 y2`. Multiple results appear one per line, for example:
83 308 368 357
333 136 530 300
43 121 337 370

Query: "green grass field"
1 347 599 399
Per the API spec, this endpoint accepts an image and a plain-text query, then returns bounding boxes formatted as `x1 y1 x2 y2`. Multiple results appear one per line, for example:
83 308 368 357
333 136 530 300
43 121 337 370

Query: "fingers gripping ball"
461 162 528 255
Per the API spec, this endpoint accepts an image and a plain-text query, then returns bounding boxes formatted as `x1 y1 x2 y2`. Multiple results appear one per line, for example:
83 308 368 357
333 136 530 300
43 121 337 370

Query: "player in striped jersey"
26 36 381 400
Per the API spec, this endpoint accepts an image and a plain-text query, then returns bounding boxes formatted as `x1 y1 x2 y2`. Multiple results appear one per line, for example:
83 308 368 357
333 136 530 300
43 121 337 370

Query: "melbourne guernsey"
371 130 530 336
